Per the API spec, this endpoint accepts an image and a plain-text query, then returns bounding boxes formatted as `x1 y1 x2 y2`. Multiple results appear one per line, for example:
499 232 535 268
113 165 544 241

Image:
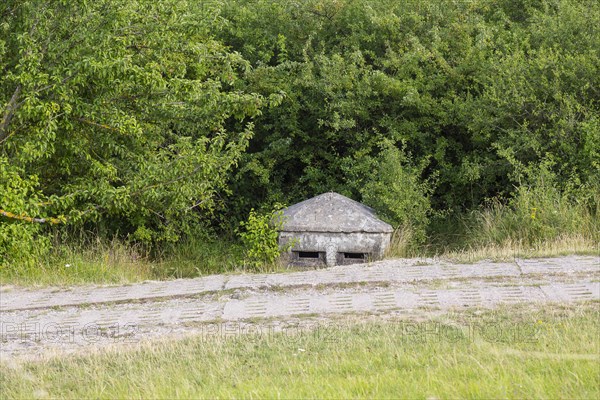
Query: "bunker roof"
281 192 393 233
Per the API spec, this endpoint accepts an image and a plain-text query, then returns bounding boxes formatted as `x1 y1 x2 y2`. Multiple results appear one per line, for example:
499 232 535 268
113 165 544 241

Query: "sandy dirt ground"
1 255 598 359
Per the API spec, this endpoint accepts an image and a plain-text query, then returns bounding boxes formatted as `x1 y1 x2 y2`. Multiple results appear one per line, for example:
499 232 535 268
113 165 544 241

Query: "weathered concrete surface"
280 192 392 266
281 192 393 233
0 255 598 358
1 255 598 312
279 231 391 266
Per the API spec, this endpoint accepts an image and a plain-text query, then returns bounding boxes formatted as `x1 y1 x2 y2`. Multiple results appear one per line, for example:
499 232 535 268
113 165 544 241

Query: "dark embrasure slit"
298 251 320 259
344 252 365 259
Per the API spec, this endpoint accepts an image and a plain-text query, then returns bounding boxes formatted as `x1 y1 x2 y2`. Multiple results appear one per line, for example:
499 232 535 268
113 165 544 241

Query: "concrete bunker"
279 192 393 267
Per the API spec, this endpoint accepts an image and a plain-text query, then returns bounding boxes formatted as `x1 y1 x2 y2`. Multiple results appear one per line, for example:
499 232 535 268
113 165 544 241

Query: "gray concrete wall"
279 231 391 267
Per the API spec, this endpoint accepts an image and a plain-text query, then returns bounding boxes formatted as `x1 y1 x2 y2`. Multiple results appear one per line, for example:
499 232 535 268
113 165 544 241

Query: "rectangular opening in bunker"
292 251 326 265
297 251 321 259
343 252 366 260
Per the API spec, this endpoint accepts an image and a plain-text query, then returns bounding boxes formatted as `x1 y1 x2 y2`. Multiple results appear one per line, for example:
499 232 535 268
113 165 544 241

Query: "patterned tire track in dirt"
0 255 598 357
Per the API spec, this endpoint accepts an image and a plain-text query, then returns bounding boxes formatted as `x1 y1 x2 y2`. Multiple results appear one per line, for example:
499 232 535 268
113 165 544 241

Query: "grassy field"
0 237 248 287
1 304 598 399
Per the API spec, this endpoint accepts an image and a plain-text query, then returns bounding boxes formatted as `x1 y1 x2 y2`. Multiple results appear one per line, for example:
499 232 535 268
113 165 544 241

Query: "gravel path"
1 255 598 358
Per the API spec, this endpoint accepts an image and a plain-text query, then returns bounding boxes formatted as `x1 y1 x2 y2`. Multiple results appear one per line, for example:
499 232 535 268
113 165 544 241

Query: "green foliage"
2 234 155 286
155 237 245 278
0 159 50 268
351 142 433 244
219 0 599 217
467 163 600 248
1 0 268 266
2 0 599 270
0 231 246 285
238 205 288 270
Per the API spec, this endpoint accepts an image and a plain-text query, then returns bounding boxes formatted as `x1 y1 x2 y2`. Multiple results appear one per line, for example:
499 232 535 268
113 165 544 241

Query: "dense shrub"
219 0 599 221
356 143 432 244
2 0 598 269
238 205 288 270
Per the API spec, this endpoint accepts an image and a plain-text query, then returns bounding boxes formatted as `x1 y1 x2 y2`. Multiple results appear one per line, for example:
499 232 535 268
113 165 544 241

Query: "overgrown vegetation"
238 205 291 270
1 304 598 398
1 0 598 279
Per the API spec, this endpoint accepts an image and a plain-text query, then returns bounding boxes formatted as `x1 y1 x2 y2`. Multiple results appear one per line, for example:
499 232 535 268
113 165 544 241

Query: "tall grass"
424 174 600 261
384 224 419 258
468 183 599 249
154 238 245 278
1 304 598 399
0 233 246 287
0 235 155 286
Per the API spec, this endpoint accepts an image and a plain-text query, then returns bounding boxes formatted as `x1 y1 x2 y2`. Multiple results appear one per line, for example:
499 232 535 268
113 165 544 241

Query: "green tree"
0 0 270 267
219 0 599 220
